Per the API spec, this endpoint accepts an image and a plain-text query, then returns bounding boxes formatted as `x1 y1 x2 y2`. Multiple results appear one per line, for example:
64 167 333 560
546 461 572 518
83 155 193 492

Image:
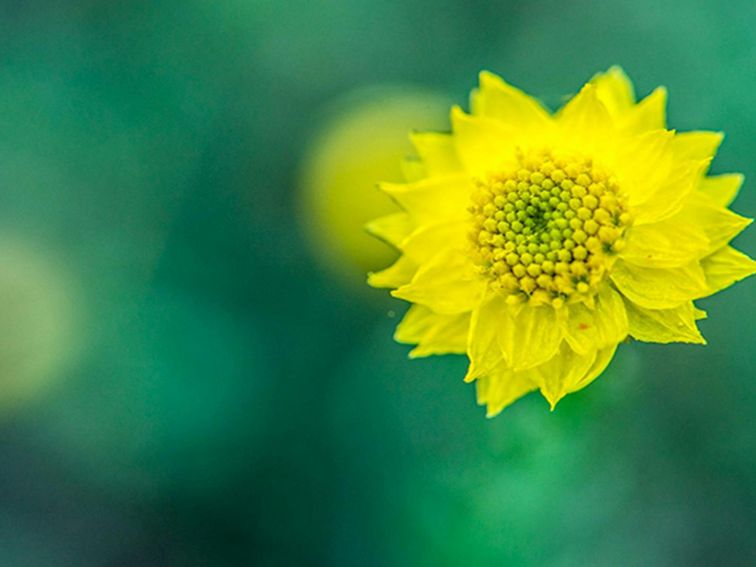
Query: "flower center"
469 150 631 306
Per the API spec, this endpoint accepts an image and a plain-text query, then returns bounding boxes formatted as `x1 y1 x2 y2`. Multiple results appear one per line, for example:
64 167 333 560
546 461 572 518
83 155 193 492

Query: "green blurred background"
0 1 754 565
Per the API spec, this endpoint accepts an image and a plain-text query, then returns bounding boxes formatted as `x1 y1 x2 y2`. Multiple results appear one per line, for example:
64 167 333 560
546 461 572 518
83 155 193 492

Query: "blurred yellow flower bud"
0 237 80 415
298 86 451 290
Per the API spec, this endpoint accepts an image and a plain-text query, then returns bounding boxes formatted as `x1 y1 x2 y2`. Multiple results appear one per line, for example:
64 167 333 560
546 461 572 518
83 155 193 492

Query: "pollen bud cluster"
469 151 631 305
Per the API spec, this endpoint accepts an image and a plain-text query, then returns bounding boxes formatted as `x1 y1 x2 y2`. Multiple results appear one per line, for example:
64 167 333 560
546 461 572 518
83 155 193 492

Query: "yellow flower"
368 67 756 416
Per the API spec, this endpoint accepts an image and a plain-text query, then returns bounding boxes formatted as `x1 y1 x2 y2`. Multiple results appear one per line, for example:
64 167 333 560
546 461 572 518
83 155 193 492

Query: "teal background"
0 1 754 565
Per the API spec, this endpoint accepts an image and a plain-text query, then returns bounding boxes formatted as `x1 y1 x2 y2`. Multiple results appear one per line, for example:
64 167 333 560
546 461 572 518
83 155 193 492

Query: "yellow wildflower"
368 67 756 416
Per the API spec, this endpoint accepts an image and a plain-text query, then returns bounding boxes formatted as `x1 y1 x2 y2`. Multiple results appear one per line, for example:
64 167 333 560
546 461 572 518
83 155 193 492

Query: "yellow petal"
450 106 519 176
466 293 563 376
365 212 414 249
410 131 463 177
475 374 491 405
472 71 552 129
392 249 484 314
477 363 538 418
409 314 469 357
499 303 563 372
590 66 635 117
617 86 667 133
562 301 594 355
398 220 468 263
632 159 708 225
612 129 675 207
700 246 756 294
394 304 433 343
563 286 628 354
621 215 710 268
367 255 417 288
380 174 471 224
556 84 614 152
672 131 723 162
592 285 629 346
680 193 752 252
567 344 618 394
531 344 599 410
394 305 470 358
610 260 709 309
465 292 506 381
624 300 705 344
699 173 743 207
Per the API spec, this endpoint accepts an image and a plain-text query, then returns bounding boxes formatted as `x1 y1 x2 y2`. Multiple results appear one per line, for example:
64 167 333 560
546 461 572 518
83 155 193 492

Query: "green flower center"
469 151 631 305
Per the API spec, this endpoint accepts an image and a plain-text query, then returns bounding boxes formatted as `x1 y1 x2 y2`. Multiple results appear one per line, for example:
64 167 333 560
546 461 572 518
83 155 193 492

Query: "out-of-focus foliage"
0 1 753 565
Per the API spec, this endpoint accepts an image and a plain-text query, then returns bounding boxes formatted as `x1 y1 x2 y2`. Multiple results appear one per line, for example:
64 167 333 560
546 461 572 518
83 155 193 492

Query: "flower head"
368 67 756 416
